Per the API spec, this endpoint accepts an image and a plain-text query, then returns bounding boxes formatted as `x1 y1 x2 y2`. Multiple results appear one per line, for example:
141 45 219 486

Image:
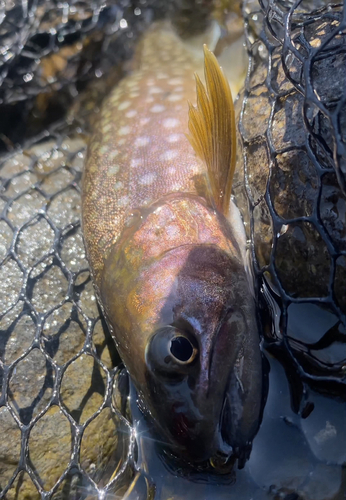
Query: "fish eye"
170 336 196 364
146 326 198 375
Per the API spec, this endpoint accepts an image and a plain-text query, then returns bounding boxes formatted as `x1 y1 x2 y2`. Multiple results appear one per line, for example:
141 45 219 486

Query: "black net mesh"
235 0 346 409
0 0 345 498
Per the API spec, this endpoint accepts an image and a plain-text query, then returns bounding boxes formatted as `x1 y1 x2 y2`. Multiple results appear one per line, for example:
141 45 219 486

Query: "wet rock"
7 191 46 228
0 407 21 490
0 259 23 316
4 471 41 500
334 256 346 313
253 199 273 269
242 87 271 141
8 348 54 425
31 262 69 314
61 227 88 273
80 407 130 486
0 137 120 497
270 151 319 220
28 406 71 490
235 2 346 392
275 221 331 298
16 218 55 268
42 303 86 365
0 220 12 261
47 188 81 229
272 94 306 150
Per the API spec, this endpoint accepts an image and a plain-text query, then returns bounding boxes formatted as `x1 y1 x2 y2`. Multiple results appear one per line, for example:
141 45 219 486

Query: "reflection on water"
118 351 345 500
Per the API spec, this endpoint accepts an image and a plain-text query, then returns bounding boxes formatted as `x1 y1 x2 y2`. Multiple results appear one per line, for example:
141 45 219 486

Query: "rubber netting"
0 0 345 499
235 0 346 411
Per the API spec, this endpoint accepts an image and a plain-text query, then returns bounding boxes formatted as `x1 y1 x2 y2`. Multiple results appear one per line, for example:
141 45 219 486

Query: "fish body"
82 23 264 467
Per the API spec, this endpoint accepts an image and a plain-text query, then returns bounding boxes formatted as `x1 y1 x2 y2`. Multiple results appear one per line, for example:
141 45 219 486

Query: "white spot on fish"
100 145 110 154
168 94 182 102
163 118 180 128
149 86 163 94
118 101 131 111
150 104 165 113
117 195 130 207
160 150 178 161
174 86 184 92
127 80 139 89
130 93 139 99
135 137 150 147
146 97 155 103
114 181 123 190
118 138 126 145
139 173 157 185
107 165 120 176
168 167 176 175
131 158 141 168
126 110 137 118
109 149 119 159
103 123 112 133
157 72 168 79
118 126 131 136
140 118 150 126
169 78 183 85
167 134 181 143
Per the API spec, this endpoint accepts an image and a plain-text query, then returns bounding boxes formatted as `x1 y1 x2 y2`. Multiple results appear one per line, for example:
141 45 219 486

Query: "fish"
82 22 264 469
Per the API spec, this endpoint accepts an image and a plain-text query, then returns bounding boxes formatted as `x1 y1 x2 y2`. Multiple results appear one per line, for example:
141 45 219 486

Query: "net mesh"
0 0 345 498
235 0 346 410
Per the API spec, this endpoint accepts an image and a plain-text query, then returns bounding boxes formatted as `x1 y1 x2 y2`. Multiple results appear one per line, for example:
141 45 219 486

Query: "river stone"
234 1 346 393
0 137 127 497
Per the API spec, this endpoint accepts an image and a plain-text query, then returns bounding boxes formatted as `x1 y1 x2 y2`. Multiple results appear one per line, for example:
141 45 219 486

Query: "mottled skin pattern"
82 24 263 466
83 26 206 284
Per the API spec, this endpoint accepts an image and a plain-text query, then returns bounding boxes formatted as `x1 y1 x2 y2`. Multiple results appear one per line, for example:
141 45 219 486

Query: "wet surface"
0 0 345 499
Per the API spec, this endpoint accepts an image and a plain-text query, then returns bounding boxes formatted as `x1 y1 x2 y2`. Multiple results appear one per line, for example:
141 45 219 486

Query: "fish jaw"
100 195 264 466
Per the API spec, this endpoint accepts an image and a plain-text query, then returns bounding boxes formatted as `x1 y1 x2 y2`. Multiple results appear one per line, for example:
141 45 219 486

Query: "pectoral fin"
187 45 236 215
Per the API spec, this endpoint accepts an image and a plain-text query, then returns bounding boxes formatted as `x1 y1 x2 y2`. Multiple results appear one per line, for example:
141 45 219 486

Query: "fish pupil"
170 336 193 362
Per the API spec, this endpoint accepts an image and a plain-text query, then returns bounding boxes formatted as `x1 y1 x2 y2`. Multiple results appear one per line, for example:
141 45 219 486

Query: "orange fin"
187 45 236 214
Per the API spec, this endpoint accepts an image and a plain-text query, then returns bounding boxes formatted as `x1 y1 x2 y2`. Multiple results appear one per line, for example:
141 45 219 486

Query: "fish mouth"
217 359 253 469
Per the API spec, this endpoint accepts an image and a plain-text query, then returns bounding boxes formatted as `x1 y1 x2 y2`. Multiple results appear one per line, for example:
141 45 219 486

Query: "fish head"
144 244 264 468
100 198 264 468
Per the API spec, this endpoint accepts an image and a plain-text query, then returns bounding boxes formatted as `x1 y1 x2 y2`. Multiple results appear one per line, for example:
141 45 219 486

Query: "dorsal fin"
187 45 236 214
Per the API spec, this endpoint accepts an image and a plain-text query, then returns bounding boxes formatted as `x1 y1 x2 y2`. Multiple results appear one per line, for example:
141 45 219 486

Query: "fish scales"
83 26 208 284
82 22 264 467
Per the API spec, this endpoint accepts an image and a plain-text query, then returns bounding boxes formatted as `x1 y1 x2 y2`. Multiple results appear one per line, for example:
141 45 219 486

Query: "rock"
0 137 131 498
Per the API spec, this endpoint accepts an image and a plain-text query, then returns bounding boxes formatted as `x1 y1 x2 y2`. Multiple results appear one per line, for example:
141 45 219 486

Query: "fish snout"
218 345 265 469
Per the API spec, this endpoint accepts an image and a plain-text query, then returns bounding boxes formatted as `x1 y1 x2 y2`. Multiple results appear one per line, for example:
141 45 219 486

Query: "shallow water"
115 351 345 500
